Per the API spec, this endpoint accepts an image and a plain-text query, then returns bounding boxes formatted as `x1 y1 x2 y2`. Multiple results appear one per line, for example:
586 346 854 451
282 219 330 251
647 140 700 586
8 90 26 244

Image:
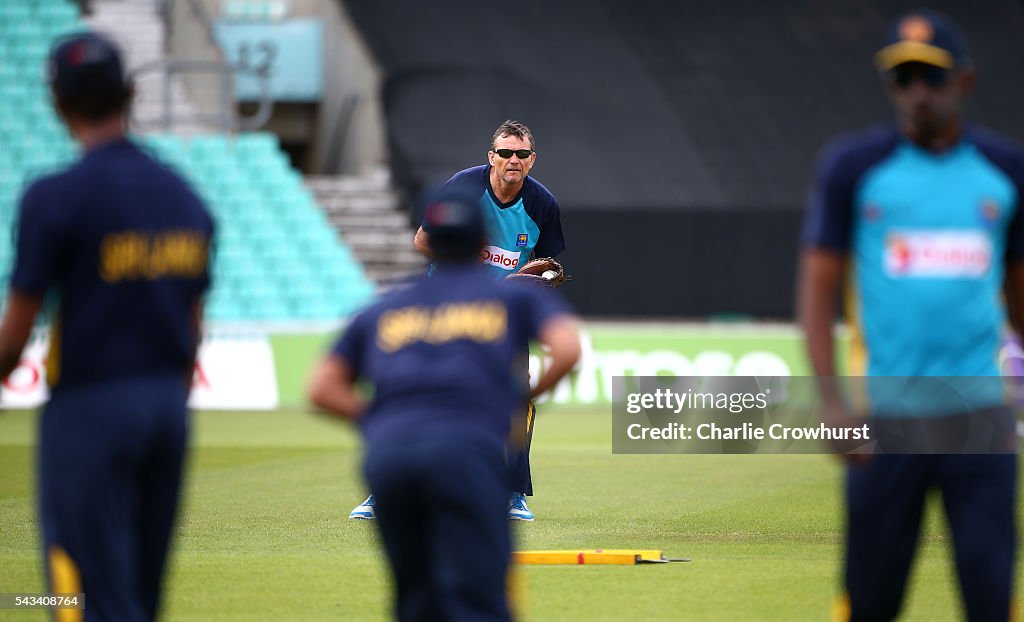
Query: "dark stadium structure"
342 0 1024 317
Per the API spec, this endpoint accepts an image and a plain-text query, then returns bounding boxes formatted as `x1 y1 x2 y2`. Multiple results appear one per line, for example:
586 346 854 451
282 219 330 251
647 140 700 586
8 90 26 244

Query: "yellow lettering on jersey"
100 231 209 282
376 306 429 353
377 302 508 352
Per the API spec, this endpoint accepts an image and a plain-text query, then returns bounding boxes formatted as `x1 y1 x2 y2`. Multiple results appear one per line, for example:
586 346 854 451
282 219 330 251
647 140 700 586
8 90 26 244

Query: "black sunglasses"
492 148 534 159
887 64 951 89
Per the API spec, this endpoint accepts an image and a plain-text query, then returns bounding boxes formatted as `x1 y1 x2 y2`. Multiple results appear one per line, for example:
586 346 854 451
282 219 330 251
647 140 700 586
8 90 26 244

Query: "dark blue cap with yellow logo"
876 10 970 71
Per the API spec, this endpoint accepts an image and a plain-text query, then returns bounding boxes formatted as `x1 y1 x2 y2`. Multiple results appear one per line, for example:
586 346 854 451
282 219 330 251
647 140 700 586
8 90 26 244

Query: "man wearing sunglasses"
798 11 1022 621
413 119 566 280
348 120 566 523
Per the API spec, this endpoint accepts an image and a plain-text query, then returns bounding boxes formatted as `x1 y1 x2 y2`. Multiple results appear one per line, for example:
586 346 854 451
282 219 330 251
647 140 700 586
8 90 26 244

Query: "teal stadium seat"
36 3 79 28
164 132 374 322
21 41 50 62
0 62 16 82
1 5 33 23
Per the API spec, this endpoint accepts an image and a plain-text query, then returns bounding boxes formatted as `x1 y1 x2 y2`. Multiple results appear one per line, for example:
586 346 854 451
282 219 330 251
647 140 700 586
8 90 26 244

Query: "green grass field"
0 407 1018 621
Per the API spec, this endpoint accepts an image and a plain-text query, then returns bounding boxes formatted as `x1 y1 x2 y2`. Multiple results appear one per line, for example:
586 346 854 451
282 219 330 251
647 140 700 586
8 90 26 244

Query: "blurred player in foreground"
310 189 579 620
0 33 213 620
798 11 1021 621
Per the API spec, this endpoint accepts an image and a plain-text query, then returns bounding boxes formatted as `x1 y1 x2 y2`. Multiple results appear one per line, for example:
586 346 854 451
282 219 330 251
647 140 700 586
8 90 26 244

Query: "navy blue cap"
876 10 970 71
48 32 128 99
421 189 486 254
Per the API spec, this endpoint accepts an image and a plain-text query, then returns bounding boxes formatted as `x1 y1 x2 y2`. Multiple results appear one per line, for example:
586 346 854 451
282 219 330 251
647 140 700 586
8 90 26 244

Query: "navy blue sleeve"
972 129 1024 260
526 182 566 258
420 166 488 226
331 309 374 375
802 143 857 252
802 128 898 252
10 180 65 297
511 281 574 341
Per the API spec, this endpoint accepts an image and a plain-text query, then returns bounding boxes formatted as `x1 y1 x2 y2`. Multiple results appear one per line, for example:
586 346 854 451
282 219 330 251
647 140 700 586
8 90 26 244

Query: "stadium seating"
0 0 373 322
141 133 374 321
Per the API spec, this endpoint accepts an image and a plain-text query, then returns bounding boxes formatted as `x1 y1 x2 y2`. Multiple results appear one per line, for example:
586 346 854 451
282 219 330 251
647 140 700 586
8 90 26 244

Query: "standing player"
309 190 580 620
798 11 1021 621
0 34 214 620
350 119 566 521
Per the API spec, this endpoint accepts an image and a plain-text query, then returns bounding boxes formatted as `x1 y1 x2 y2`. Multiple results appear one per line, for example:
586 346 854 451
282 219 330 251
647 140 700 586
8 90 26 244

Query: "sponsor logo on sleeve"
980 199 1001 224
884 230 992 278
480 245 521 271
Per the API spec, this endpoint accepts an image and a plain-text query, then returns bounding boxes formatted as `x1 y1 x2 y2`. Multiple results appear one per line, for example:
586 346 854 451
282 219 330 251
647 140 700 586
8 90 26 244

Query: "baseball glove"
505 257 569 288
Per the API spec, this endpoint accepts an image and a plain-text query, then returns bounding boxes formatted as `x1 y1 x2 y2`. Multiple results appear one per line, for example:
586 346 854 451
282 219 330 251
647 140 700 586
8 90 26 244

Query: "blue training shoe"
508 492 534 521
349 494 376 520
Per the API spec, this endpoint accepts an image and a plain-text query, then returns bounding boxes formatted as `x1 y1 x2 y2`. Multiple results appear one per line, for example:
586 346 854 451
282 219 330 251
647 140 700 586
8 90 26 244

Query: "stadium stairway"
86 0 212 133
306 174 426 285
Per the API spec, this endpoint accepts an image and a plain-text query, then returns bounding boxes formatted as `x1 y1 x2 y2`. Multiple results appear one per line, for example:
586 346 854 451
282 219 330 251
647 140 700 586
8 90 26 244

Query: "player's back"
13 138 214 390
344 264 562 446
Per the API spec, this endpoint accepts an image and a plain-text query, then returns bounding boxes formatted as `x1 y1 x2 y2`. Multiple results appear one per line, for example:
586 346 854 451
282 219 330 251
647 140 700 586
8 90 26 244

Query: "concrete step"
306 172 393 194
329 212 410 229
350 247 425 265
309 187 396 200
340 229 415 247
341 231 420 250
319 195 402 213
365 267 423 283
362 257 427 271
